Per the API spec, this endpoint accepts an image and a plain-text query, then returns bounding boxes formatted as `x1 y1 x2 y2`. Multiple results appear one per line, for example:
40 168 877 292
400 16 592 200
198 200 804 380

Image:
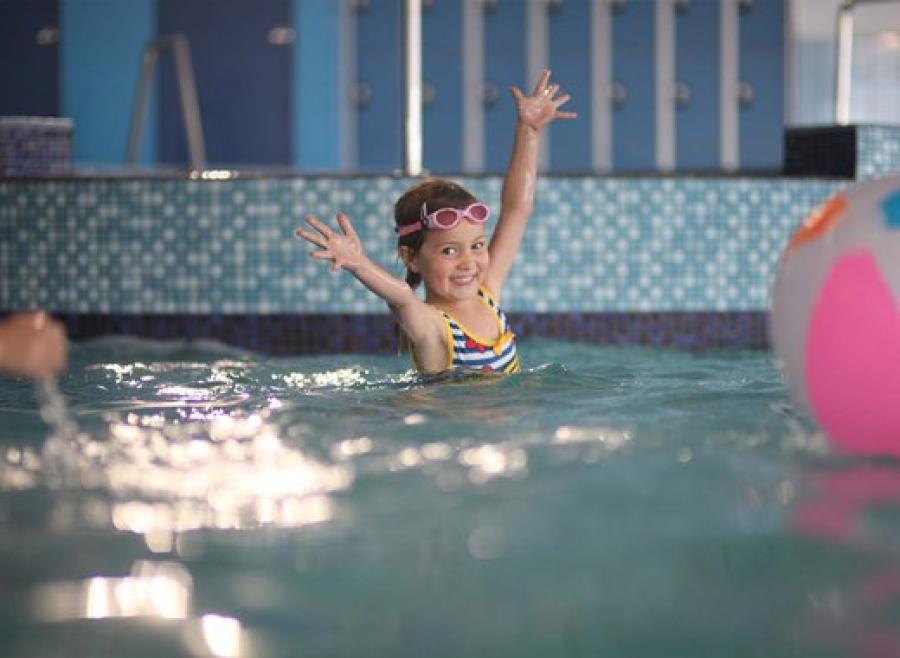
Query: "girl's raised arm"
296 212 443 347
484 69 576 298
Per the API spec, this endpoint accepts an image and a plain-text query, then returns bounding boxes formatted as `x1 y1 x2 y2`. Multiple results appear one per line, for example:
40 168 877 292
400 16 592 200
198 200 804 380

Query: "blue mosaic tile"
857 125 900 181
0 176 843 315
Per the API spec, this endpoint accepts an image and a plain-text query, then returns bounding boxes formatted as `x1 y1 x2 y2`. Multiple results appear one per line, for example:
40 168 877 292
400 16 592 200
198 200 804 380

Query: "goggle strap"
396 221 424 236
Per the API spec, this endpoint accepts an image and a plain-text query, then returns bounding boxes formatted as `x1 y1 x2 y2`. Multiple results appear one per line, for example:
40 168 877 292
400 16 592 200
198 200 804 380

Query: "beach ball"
770 175 900 454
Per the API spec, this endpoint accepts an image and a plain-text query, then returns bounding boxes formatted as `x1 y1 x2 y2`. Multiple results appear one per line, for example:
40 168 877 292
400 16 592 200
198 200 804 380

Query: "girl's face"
409 220 490 303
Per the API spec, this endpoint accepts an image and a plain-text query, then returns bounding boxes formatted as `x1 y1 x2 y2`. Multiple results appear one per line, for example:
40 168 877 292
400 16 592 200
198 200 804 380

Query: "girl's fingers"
553 92 570 106
336 212 358 240
305 215 334 238
531 69 551 96
509 86 525 103
555 111 578 120
547 84 560 99
297 228 328 248
310 250 333 260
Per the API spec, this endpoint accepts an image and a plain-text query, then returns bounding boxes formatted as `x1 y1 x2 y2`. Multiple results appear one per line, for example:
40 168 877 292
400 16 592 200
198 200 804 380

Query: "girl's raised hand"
296 212 365 273
510 69 576 132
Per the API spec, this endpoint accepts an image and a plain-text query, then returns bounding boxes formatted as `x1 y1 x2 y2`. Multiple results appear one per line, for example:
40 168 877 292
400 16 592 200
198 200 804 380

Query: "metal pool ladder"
126 34 207 169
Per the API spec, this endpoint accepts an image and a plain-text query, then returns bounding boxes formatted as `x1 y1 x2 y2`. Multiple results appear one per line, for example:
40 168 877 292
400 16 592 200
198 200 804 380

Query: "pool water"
0 337 897 657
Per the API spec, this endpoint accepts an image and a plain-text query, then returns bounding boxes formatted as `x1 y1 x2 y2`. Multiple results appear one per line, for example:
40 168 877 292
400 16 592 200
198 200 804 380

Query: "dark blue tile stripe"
48 312 770 354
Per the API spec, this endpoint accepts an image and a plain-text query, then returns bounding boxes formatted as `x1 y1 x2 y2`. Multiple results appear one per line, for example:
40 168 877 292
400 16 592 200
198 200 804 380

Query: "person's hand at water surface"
0 312 67 379
509 68 577 133
296 212 366 274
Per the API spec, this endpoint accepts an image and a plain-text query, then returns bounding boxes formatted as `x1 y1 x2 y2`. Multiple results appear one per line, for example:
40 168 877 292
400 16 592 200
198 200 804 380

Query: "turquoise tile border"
0 175 841 314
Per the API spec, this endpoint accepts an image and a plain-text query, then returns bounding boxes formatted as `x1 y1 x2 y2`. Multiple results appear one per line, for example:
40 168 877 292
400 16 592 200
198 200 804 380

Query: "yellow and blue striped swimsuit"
413 285 520 374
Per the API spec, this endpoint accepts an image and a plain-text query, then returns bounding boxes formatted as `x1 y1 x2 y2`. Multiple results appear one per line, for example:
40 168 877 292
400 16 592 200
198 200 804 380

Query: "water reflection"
793 463 900 657
6 360 635 542
201 614 243 658
25 377 352 535
30 560 244 657
31 561 192 621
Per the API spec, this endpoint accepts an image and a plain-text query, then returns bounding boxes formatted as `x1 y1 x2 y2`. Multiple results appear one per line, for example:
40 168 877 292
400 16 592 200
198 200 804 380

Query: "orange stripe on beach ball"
788 193 848 252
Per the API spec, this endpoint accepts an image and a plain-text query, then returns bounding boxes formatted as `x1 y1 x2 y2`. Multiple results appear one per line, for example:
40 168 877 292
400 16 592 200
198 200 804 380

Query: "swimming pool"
1 336 894 657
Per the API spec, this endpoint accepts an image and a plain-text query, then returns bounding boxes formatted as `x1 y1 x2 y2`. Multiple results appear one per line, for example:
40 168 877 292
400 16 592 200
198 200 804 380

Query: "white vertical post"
834 1 854 125
655 0 676 171
404 0 424 176
591 0 612 172
462 0 485 173
527 0 550 170
720 0 739 171
339 0 357 171
784 0 796 127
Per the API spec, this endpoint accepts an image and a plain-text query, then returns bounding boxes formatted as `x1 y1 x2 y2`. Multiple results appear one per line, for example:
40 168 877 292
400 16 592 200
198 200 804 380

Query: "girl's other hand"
295 212 365 273
510 69 577 132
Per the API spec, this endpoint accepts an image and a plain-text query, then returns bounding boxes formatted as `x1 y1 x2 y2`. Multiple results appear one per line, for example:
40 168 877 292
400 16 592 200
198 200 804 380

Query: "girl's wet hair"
394 178 478 289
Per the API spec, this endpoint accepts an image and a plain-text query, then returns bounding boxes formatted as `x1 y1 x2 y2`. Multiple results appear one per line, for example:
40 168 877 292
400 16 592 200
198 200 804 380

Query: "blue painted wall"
423 0 463 174
295 0 341 171
6 0 787 173
675 0 720 170
60 0 156 166
484 0 527 173
548 0 592 173
0 0 59 117
356 0 403 172
739 0 784 170
612 0 656 172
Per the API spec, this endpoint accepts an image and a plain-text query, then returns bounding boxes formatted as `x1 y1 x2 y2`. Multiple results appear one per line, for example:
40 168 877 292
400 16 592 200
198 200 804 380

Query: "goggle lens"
467 203 489 221
434 209 461 227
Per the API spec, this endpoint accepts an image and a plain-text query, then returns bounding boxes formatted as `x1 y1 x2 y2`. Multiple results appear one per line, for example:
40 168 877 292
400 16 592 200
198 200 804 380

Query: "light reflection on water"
14 353 617 537
30 378 352 534
2 338 894 657
30 559 243 657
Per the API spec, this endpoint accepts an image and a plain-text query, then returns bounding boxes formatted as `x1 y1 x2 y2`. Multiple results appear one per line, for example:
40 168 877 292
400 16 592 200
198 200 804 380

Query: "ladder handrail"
126 35 207 169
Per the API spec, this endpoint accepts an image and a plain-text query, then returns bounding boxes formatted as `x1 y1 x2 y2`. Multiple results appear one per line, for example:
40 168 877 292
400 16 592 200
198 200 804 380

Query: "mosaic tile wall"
0 176 842 317
857 125 900 181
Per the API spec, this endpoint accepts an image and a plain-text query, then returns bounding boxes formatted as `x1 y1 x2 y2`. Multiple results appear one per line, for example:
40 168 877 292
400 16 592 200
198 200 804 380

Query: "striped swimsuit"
412 285 520 374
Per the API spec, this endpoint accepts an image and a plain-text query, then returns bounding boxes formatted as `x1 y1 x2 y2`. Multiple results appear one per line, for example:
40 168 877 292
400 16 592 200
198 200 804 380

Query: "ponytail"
405 270 421 290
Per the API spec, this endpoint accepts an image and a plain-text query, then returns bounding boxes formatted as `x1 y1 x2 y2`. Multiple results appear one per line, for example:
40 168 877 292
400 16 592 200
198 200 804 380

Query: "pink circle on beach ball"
805 251 900 453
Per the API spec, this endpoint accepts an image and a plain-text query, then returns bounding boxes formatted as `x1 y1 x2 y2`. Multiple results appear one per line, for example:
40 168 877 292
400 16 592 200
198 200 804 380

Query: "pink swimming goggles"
395 201 491 237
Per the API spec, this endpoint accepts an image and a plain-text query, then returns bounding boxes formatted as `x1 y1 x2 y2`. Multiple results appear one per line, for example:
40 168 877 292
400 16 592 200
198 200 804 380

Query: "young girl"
296 70 575 374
